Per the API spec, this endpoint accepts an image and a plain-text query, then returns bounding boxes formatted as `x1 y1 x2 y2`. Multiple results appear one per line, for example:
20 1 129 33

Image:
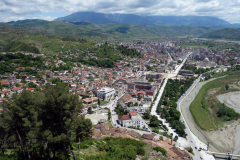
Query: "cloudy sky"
1 0 240 23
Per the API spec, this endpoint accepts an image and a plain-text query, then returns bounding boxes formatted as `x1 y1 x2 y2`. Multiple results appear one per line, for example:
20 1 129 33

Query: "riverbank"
180 78 219 152
181 78 240 155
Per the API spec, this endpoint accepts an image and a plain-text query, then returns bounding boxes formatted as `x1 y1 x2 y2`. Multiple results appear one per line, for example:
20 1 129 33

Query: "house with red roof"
69 83 77 88
118 111 145 128
27 88 35 92
22 74 28 80
12 87 23 94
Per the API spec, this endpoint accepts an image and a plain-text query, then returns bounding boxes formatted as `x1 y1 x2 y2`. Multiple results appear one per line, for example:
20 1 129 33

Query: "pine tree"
0 90 42 159
40 83 82 160
0 83 92 159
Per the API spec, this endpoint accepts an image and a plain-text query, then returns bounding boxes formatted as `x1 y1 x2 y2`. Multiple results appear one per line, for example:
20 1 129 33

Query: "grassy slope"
190 80 218 131
190 70 240 131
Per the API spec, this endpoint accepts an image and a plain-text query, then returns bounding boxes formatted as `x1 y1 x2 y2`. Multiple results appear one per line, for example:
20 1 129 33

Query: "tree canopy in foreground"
0 83 93 160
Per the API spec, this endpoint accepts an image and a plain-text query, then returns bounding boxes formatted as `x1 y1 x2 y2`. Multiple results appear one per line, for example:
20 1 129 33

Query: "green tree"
148 78 154 82
142 110 151 119
52 77 61 84
127 102 133 107
73 115 93 141
88 107 93 114
0 84 92 160
27 82 37 88
98 98 100 106
108 109 111 120
153 146 167 156
134 102 138 106
225 84 229 90
0 90 42 159
137 94 142 101
39 83 85 160
160 136 163 141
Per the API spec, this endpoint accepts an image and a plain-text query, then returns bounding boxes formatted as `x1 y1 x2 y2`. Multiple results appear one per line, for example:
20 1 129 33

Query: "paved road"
172 52 192 74
150 52 215 160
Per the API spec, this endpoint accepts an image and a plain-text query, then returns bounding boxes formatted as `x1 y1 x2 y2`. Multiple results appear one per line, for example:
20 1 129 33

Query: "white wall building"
97 87 115 101
118 111 145 128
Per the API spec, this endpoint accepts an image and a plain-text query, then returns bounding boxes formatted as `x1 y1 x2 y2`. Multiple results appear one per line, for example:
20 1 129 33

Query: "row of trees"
156 78 196 137
0 84 93 160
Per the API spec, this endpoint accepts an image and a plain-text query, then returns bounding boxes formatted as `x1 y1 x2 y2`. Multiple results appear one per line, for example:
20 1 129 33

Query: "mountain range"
55 12 232 27
1 19 219 41
0 11 240 47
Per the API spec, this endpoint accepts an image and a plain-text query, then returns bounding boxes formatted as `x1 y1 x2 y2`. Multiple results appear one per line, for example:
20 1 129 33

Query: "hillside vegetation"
0 19 221 55
1 19 219 41
200 28 240 40
0 24 94 55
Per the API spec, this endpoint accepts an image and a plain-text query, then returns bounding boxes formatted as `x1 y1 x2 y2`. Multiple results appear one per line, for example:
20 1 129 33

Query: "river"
180 77 240 159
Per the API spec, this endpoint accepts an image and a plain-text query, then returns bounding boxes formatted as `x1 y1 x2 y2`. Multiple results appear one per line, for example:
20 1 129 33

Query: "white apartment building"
97 87 115 101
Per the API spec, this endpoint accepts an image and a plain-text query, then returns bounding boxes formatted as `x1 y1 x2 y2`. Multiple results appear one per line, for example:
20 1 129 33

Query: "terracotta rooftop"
143 134 155 140
129 111 137 116
118 115 131 121
83 97 98 103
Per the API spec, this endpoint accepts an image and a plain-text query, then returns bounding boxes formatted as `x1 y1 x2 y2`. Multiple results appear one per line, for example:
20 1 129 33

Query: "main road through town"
108 51 214 159
150 52 215 160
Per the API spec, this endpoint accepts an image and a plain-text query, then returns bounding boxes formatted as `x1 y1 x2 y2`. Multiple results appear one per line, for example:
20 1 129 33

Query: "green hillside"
0 24 93 55
0 19 221 55
200 28 240 40
2 19 219 41
0 25 44 51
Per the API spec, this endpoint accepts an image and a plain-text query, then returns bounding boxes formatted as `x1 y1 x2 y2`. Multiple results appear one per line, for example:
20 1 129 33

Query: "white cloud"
0 0 240 23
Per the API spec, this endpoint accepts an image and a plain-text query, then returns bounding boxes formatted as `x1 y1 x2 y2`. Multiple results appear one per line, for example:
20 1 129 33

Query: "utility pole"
230 148 233 160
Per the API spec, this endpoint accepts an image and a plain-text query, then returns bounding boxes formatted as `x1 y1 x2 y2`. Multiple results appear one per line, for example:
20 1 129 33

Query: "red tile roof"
12 87 22 91
3 90 9 93
129 111 137 116
118 115 131 121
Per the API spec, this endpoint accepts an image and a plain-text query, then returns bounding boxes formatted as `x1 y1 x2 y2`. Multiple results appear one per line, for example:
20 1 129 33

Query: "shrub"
153 146 167 156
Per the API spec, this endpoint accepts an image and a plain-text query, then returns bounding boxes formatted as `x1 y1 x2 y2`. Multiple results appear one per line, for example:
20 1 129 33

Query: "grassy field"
190 70 240 131
190 80 218 131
